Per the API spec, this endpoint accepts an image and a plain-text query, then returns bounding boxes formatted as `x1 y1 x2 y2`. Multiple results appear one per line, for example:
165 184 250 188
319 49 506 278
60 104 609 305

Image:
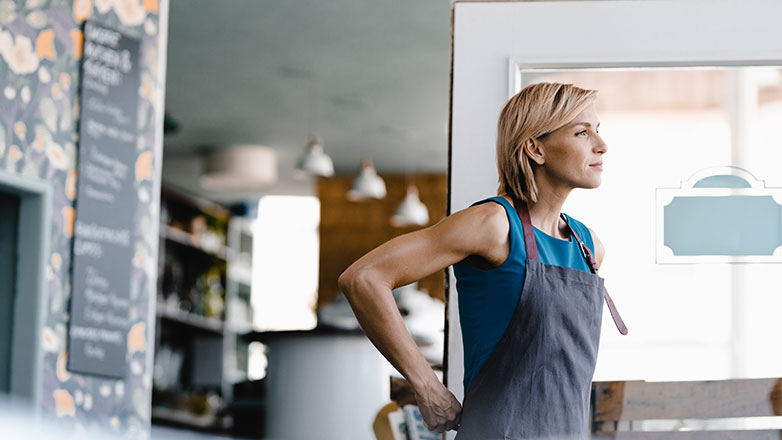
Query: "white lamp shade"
295 136 334 177
200 145 278 191
391 186 429 227
347 160 386 201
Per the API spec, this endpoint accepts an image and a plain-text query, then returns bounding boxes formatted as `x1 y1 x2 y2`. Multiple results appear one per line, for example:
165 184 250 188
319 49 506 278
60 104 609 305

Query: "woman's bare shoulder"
587 226 605 269
443 199 510 252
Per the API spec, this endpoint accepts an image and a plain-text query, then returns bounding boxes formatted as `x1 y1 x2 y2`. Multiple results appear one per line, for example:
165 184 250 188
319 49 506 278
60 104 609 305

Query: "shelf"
237 218 255 236
151 406 217 429
229 398 266 408
156 306 225 333
228 265 252 286
226 319 254 335
155 186 237 421
161 225 227 260
161 185 231 220
226 367 249 384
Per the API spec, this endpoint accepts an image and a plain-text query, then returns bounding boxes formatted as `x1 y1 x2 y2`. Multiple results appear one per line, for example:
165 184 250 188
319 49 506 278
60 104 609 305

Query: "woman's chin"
580 178 602 189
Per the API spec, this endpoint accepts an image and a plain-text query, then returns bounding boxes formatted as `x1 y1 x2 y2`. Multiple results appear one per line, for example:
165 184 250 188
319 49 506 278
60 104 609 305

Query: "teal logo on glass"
656 167 782 263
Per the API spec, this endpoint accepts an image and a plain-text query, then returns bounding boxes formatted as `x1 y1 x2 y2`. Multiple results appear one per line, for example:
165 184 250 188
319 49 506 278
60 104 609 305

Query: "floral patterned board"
0 0 165 437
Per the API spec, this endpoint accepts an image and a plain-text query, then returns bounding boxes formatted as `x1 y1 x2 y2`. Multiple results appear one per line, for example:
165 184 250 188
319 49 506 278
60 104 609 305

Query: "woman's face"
533 103 607 190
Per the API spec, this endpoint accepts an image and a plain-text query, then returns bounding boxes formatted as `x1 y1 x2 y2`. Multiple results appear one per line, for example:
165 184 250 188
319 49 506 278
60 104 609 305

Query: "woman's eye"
577 130 587 136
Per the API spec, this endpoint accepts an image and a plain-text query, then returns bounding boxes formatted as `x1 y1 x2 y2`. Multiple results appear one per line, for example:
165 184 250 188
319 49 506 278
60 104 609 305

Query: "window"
517 67 782 382
252 196 320 332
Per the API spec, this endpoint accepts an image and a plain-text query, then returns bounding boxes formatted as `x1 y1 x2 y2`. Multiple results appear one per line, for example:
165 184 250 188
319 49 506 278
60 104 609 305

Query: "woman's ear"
522 138 545 166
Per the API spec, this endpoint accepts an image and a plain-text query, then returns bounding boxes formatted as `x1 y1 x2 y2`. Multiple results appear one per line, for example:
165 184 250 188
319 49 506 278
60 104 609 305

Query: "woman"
339 82 627 438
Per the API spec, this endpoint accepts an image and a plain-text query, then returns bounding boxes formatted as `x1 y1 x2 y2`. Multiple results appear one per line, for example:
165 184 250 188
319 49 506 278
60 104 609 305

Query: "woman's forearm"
338 270 439 393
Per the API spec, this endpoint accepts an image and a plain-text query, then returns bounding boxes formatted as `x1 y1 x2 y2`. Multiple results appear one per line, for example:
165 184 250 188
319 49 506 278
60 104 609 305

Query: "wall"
318 173 447 308
0 0 167 436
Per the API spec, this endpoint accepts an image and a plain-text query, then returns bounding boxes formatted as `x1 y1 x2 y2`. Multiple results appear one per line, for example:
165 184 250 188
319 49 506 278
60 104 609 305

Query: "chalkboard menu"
68 21 141 378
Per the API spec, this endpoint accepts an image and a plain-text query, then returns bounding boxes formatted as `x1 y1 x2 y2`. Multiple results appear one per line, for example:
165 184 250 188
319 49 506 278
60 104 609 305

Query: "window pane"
517 67 782 382
252 196 320 332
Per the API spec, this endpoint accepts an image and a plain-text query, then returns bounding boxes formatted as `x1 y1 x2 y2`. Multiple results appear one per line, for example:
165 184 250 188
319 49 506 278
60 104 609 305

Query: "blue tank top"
453 196 595 392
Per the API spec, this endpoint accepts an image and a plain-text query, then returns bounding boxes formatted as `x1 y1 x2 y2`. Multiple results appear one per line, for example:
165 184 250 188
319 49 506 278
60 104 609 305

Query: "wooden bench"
591 378 782 439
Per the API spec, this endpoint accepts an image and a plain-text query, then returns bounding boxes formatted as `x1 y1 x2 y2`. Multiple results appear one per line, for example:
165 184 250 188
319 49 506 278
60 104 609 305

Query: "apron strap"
510 196 539 261
560 213 598 274
561 213 629 336
510 196 627 335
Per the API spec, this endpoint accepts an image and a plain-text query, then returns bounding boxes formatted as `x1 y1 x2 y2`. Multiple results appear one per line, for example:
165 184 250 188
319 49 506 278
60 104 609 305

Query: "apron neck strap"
560 213 629 335
510 196 539 261
559 213 598 274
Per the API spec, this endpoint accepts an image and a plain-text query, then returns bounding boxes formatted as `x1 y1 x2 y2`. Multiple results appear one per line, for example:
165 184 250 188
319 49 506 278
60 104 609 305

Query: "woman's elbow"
338 265 363 297
337 268 354 296
338 266 378 299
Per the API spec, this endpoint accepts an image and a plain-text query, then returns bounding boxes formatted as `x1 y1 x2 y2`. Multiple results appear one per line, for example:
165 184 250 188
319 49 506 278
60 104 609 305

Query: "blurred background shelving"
152 186 264 435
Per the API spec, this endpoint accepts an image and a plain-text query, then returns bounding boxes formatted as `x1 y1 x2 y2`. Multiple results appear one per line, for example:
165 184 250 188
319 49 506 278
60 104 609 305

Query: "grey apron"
455 199 627 440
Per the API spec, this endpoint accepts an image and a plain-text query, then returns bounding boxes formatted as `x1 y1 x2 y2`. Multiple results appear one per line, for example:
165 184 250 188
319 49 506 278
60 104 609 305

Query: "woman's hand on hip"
339 202 507 434
414 379 463 433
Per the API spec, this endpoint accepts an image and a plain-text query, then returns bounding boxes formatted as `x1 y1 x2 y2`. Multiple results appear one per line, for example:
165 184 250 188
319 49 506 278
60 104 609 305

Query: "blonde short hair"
496 82 597 204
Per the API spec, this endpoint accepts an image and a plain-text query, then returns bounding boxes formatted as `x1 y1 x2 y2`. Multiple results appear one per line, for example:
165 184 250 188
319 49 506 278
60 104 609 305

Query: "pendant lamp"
391 185 429 227
347 159 386 201
295 135 334 178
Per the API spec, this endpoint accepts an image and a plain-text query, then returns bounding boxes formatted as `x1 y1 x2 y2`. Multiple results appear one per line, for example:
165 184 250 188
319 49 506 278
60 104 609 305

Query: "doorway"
448 1 782 437
0 191 20 393
0 171 50 405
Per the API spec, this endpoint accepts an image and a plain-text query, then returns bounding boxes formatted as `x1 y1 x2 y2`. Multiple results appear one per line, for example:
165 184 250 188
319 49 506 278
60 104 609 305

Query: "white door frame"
446 0 782 422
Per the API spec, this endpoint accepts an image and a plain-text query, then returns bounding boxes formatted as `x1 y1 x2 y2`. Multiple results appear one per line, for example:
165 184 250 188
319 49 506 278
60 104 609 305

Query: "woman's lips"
589 162 603 170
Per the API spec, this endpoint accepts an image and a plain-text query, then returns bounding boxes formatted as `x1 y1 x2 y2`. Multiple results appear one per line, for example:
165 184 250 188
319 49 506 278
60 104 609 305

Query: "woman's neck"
528 177 572 239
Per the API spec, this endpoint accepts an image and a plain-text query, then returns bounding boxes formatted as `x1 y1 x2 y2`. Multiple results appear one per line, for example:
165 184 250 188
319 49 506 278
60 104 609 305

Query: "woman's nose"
594 134 607 154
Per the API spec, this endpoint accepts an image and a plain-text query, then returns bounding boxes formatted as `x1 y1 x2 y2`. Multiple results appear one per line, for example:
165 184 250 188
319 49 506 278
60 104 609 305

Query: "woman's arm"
338 202 508 432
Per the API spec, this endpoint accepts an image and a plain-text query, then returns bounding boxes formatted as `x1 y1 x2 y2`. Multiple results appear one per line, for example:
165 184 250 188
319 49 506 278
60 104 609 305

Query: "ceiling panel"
162 0 451 201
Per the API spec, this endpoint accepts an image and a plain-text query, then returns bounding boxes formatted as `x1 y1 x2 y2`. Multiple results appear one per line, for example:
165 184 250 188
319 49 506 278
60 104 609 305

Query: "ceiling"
161 0 451 202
